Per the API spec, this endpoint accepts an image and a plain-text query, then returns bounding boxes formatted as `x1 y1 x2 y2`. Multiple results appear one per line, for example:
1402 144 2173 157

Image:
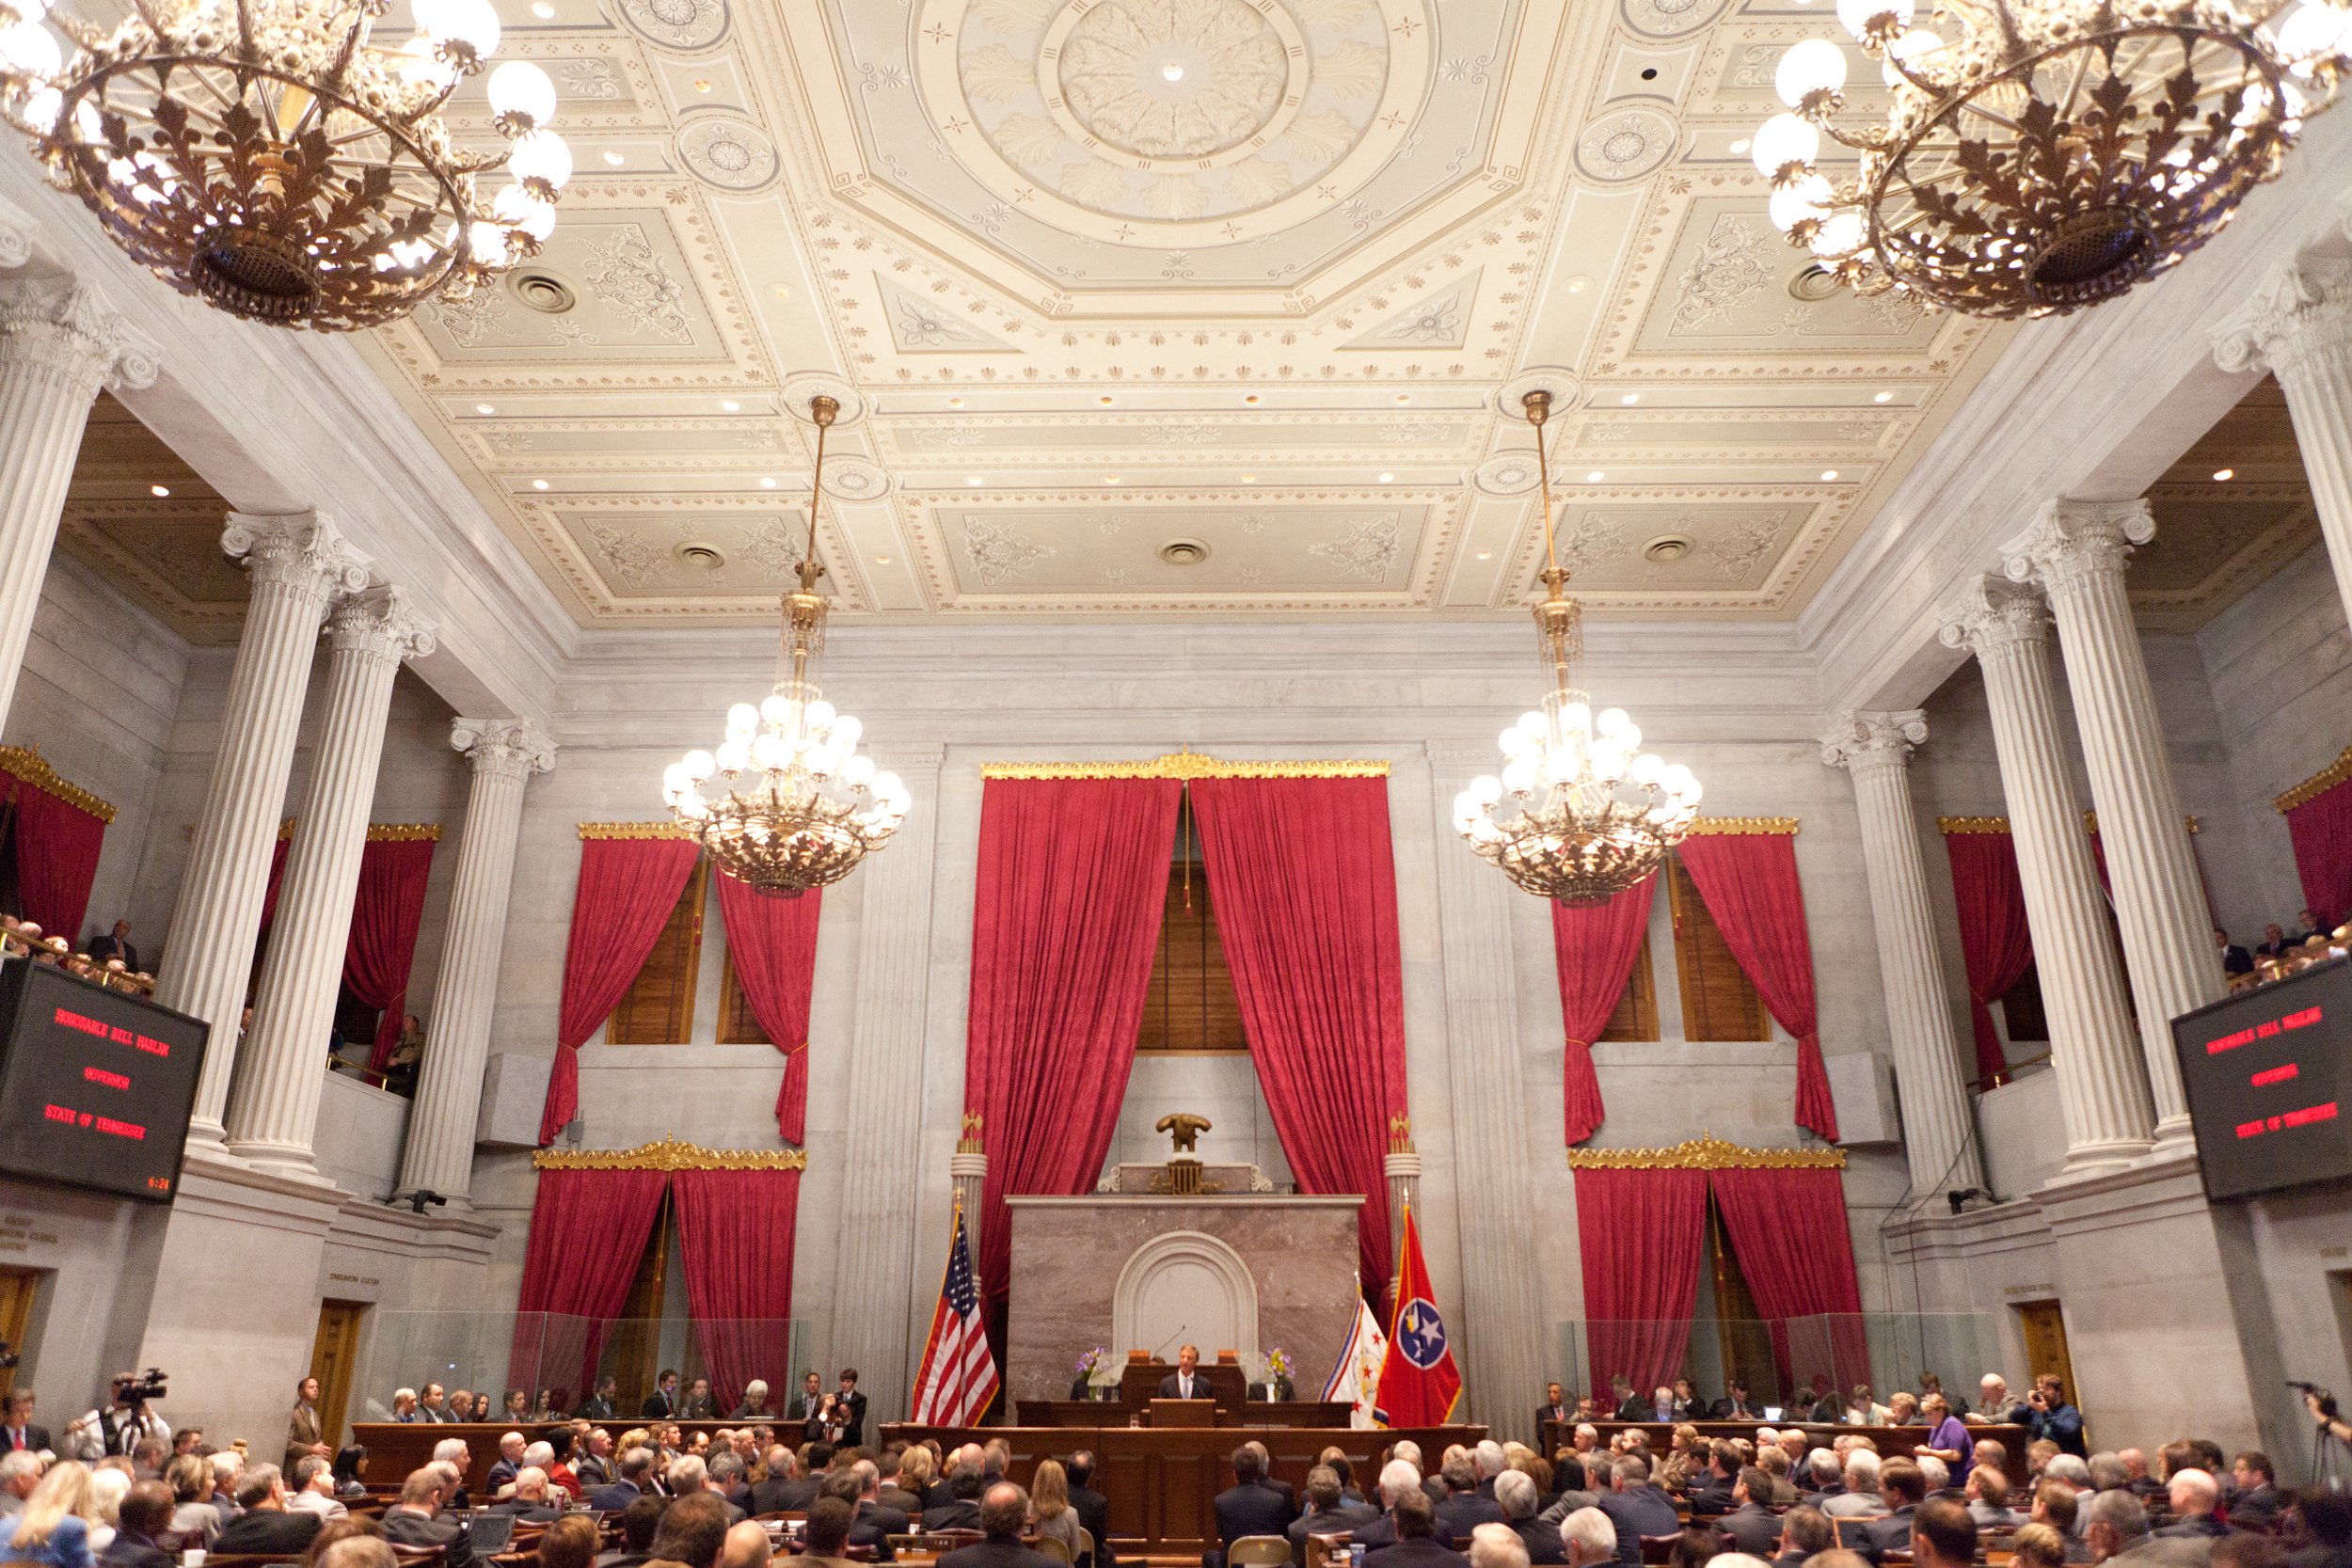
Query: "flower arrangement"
1263 1348 1292 1381
1073 1345 1111 1389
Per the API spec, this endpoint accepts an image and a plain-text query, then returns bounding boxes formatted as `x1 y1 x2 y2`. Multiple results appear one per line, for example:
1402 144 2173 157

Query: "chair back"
1639 1534 1681 1564
1035 1535 1075 1564
1230 1535 1293 1568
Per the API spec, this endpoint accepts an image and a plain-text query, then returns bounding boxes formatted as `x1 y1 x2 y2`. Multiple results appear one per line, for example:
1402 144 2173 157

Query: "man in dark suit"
599 1494 667 1568
85 921 137 972
491 1467 565 1523
1068 1451 1117 1568
1596 1455 1678 1568
1536 1456 1601 1526
1535 1385 1571 1450
382 1464 478 1568
1291 1465 1377 1567
642 1493 730 1568
1855 1463 1929 1563
642 1370 681 1420
1354 1463 1454 1554
486 1431 527 1494
1363 1487 1455 1568
416 1383 453 1423
578 1377 620 1421
1910 1497 1978 1568
824 1370 868 1449
1159 1346 1211 1402
1494 1471 1563 1564
816 1465 897 1561
2256 923 2296 960
1720 1470 1784 1558
676 1377 719 1421
1773 1506 1835 1568
2228 1453 2282 1525
2214 928 2254 977
1712 1381 1765 1421
924 1465 988 1531
1436 1456 1505 1539
939 1483 1060 1568
2153 1472 2226 1540
1685 1444 1740 1516
593 1447 658 1512
788 1371 828 1440
747 1447 808 1514
1206 1444 1295 1568
0 1391 51 1456
214 1465 326 1556
99 1481 174 1568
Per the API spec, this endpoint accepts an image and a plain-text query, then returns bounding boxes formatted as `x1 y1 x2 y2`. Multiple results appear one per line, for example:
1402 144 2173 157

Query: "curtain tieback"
784 1039 810 1055
1565 1037 1593 1050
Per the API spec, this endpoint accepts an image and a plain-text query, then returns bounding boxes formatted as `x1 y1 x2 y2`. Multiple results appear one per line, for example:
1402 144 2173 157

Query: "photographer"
2302 1386 2351 1446
64 1373 168 1462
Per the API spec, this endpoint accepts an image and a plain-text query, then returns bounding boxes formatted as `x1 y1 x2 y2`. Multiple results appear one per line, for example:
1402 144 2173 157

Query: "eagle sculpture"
1154 1111 1212 1155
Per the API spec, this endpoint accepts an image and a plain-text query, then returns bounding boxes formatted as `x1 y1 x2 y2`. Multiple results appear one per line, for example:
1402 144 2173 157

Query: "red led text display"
0 961 206 1204
2173 960 2352 1201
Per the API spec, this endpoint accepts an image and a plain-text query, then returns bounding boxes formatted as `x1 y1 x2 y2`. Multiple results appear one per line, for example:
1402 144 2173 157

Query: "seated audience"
1 1450 45 1517
2286 1490 2352 1568
1068 1449 1115 1568
597 1495 666 1568
162 1456 219 1547
795 1497 858 1568
2155 1472 2227 1540
1030 1460 1084 1563
1853 1461 1929 1561
2014 1524 2072 1568
1366 1487 1454 1568
1438 1453 1507 1537
1538 1455 1600 1525
1824 1452 1885 1519
2121 1453 2163 1500
1558 1509 1619 1568
493 1466 564 1523
1719 1468 1781 1559
644 1491 730 1568
487 1431 528 1493
1666 1524 1720 1568
1294 1463 1377 1564
2229 1455 2282 1525
538 1516 600 1568
103 1481 175 1568
1968 1466 2023 1528
8 1462 99 1568
1912 1498 1979 1568
215 1464 324 1556
1357 1461 1447 1552
1494 1469 1561 1565
1776 1508 1834 1568
381 1464 476 1568
926 1465 988 1531
1470 1521 1534 1568
940 1482 1058 1568
288 1455 350 1521
594 1447 659 1512
1596 1455 1677 1568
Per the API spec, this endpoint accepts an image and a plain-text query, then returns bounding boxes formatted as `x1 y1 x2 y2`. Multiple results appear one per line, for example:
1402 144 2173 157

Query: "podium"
1150 1397 1217 1428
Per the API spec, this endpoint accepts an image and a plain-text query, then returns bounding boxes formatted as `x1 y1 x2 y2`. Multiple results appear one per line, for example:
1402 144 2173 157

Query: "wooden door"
1708 1200 1782 1404
2013 1299 2078 1409
0 1269 38 1400
309 1302 366 1451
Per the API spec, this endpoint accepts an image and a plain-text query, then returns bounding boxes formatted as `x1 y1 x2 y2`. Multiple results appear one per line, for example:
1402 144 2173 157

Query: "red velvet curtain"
1550 876 1656 1147
2285 774 2352 929
714 873 822 1143
539 836 703 1145
343 835 438 1070
5 780 106 950
1572 1165 1708 1397
1708 1164 1870 1391
673 1167 801 1411
964 778 1181 1302
508 1166 668 1404
259 831 294 936
1677 835 1839 1140
1943 830 2032 1086
1191 776 1409 1294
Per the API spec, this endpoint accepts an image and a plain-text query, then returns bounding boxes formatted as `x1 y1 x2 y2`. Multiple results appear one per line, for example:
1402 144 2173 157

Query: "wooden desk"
1534 1419 2028 1463
882 1421 1486 1556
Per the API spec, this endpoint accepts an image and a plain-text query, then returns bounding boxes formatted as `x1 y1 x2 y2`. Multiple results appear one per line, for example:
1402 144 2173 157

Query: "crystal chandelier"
661 393 909 897
0 0 573 328
1750 0 2352 317
1452 390 1702 906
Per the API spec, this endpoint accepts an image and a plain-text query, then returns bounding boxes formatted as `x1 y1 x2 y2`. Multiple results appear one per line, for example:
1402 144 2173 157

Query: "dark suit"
590 1480 644 1513
1435 1493 1505 1539
486 1458 520 1493
1613 1395 1650 1422
1713 1397 1765 1420
2219 943 2253 975
641 1389 679 1419
677 1393 719 1420
1854 1506 1918 1562
1290 1505 1377 1566
788 1394 827 1439
86 935 138 971
1071 1482 1116 1568
383 1507 477 1568
924 1501 985 1531
1721 1505 1782 1558
2232 1484 2283 1525
1207 1481 1295 1568
831 1391 869 1448
579 1397 617 1421
0 1424 49 1455
1350 1514 1453 1552
853 1501 906 1560
1512 1518 1566 1564
2154 1517 2229 1541
1364 1539 1462 1568
1597 1486 1679 1567
939 1539 1061 1568
1685 1477 1738 1516
1535 1405 1569 1441
98 1533 171 1568
1158 1372 1212 1402
215 1509 324 1556
576 1455 612 1489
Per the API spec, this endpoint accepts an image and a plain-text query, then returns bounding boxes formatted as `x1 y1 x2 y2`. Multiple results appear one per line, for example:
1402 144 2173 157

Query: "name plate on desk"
1151 1397 1217 1428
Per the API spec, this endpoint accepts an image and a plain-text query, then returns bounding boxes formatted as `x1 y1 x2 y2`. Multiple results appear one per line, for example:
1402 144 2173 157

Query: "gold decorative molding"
1681 816 1799 836
579 821 697 841
366 822 443 842
1937 816 2011 834
981 747 1389 781
278 817 297 840
532 1134 806 1171
1387 1113 1415 1154
2081 810 2200 833
0 745 118 824
956 1112 984 1154
2275 745 2352 813
1567 1132 1846 1170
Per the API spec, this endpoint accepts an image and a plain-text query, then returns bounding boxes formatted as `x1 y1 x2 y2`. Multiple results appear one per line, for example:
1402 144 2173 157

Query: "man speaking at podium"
1158 1346 1207 1400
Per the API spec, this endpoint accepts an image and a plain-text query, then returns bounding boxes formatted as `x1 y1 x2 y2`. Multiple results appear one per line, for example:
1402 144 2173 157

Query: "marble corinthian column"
227 587 437 1176
0 276 160 733
2214 256 2352 632
395 717 555 1204
1820 710 1983 1194
2003 499 2212 1148
159 514 373 1148
1939 577 2153 1174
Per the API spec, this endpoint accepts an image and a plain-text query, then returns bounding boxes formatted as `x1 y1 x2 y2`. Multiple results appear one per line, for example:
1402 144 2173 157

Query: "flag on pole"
909 1198 999 1426
1321 1296 1390 1428
1373 1204 1462 1426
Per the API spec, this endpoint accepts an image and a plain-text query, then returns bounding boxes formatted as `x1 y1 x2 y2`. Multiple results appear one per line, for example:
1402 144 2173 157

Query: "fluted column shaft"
2215 257 2352 632
396 718 554 1202
830 748 941 1424
1820 711 1982 1194
0 278 159 734
949 1127 986 1264
159 515 373 1145
1941 579 2153 1174
227 588 436 1175
2005 500 2210 1146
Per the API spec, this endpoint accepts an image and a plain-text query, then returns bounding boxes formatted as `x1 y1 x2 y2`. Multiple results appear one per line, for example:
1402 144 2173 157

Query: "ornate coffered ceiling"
2130 377 2322 633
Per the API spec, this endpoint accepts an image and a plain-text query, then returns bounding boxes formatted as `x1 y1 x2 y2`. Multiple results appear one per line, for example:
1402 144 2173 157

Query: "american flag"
910 1203 999 1426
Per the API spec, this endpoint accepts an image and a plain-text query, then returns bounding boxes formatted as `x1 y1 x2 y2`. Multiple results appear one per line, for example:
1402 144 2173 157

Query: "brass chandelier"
0 0 572 328
661 393 909 897
1452 390 1701 906
1751 0 2352 317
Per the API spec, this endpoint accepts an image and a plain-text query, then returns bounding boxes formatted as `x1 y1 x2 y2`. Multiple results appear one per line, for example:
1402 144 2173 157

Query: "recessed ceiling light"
1099 395 1114 404
1728 137 1751 153
1476 550 1492 561
1821 469 1839 481
1873 390 1894 403
532 479 549 490
1162 62 1184 81
692 78 713 92
604 150 627 166
1378 472 1395 483
1566 277 1589 293
1586 470 1604 483
1244 394 1260 404
876 555 891 564
948 396 964 407
474 403 495 414
967 476 984 486
149 483 170 498
1394 393 1411 404
1105 475 1121 483
759 477 776 488
531 0 553 15
1619 392 1640 404
1241 475 1256 483
721 400 739 412
2213 467 2234 481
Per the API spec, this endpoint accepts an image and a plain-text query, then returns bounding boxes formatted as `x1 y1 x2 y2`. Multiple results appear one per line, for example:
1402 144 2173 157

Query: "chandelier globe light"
661 392 910 897
1452 389 1701 907
1751 0 2352 317
0 0 573 329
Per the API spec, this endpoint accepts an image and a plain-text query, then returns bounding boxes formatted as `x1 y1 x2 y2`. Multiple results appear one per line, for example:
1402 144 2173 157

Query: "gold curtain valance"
981 748 1388 781
579 821 697 841
1567 1132 1845 1170
2082 810 2198 834
367 823 443 842
532 1134 806 1172
2275 745 2352 813
1937 816 2011 834
1681 816 1799 836
0 745 118 824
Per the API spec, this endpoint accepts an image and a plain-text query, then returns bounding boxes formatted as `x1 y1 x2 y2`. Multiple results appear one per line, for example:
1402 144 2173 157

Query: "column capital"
1820 709 1928 775
2000 498 2153 595
222 513 373 602
452 716 557 780
327 585 437 663
0 276 161 393
1938 574 2051 656
2213 256 2352 380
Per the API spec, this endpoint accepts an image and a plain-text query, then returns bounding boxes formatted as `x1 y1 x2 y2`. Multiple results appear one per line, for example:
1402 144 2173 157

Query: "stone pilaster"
2214 256 2352 633
158 514 373 1147
1820 710 1983 1194
1940 578 2153 1175
226 587 437 1176
0 277 160 733
1426 746 1546 1436
829 747 942 1424
2003 499 2212 1148
395 717 555 1204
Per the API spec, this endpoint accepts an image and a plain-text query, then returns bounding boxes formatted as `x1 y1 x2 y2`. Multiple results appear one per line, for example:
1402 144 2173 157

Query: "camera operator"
2303 1387 2351 1446
65 1371 169 1460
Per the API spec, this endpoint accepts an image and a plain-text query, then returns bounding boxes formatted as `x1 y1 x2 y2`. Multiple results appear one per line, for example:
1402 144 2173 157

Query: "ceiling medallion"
0 0 576 329
662 392 910 895
1452 389 1702 906
1751 0 2352 318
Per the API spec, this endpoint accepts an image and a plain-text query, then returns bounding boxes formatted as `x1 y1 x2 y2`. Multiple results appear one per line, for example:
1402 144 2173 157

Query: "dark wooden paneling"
716 949 769 1045
1666 858 1772 1042
1137 863 1248 1053
1599 934 1660 1042
609 862 708 1045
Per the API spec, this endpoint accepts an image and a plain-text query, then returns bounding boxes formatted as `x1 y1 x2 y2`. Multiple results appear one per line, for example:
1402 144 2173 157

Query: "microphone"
1151 1325 1189 1361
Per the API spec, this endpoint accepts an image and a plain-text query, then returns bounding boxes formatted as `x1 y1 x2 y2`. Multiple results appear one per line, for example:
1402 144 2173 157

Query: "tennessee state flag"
1373 1204 1461 1425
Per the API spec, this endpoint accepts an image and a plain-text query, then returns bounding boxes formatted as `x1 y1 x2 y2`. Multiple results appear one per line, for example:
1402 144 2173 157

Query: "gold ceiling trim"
0 745 118 824
981 748 1389 780
366 823 444 842
1567 1132 1846 1170
1681 816 1799 836
532 1134 807 1172
2275 745 2352 813
2080 810 2199 833
579 821 698 841
1937 816 2011 834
